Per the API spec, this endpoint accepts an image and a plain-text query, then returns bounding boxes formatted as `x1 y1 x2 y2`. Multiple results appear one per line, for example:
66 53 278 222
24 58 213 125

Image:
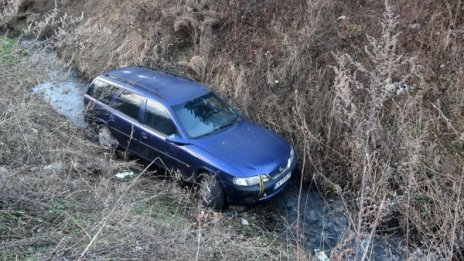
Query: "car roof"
100 66 209 105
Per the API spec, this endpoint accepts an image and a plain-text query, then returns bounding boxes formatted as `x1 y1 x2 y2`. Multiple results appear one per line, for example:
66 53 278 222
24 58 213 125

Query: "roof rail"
103 72 163 99
137 66 197 83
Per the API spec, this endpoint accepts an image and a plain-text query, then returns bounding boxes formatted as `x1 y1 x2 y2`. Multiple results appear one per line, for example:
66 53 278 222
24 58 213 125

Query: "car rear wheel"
198 173 226 210
97 125 118 150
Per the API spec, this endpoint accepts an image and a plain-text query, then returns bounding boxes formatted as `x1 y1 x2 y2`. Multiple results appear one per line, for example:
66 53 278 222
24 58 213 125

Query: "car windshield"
172 92 239 138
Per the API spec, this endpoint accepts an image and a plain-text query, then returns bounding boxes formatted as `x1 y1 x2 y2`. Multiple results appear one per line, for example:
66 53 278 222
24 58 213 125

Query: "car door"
136 99 193 176
108 89 143 151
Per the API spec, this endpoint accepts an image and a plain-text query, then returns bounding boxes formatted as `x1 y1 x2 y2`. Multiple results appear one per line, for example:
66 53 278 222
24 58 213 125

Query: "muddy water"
256 181 406 260
20 39 88 128
22 39 406 260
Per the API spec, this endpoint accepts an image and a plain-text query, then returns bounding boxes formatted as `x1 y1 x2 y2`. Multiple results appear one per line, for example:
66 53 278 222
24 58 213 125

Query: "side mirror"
166 134 190 146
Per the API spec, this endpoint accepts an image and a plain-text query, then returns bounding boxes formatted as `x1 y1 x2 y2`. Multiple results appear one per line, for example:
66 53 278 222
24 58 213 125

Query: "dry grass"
1 0 464 259
331 1 463 259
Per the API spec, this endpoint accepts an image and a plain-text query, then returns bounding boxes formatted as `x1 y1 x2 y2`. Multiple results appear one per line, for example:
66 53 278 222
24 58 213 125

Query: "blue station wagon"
84 67 296 209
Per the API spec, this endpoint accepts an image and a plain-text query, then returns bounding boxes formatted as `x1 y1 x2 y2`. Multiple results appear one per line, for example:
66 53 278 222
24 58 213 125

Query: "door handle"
141 132 148 139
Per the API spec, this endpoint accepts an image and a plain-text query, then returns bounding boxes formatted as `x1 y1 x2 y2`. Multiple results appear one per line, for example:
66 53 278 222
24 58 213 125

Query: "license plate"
274 172 291 190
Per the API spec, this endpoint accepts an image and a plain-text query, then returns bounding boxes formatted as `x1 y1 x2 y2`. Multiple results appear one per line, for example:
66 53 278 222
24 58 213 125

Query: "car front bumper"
223 164 295 205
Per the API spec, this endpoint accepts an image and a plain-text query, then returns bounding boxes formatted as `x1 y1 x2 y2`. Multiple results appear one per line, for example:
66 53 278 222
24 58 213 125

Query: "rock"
240 218 249 226
193 210 204 224
410 23 422 31
224 211 238 218
229 205 247 212
211 213 224 223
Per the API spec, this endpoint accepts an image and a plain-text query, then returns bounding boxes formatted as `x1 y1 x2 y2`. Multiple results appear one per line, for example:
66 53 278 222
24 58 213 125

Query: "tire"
198 173 227 210
85 122 100 141
97 125 119 150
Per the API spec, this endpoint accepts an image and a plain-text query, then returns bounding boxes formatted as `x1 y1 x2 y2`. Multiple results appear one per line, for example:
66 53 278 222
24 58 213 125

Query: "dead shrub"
332 0 463 259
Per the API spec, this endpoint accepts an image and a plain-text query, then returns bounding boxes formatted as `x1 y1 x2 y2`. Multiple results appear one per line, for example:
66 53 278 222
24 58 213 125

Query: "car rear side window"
113 90 142 120
87 79 119 105
145 100 177 136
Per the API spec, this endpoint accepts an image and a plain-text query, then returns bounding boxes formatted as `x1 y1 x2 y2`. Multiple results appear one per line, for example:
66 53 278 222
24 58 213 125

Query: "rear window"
87 79 119 105
112 90 142 120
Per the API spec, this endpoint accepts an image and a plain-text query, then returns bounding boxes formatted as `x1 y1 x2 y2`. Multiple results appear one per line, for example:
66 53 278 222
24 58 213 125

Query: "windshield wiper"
197 115 240 138
216 116 239 132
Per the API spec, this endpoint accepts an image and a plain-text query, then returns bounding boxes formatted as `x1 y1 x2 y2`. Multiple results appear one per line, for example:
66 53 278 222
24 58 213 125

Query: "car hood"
192 119 291 177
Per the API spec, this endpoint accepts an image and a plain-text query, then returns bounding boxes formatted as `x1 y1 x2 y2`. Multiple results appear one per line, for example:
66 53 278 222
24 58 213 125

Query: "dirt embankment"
2 0 464 259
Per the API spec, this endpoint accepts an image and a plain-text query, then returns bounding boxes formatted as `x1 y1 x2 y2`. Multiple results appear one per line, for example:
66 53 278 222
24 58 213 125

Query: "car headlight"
287 147 295 168
233 175 269 186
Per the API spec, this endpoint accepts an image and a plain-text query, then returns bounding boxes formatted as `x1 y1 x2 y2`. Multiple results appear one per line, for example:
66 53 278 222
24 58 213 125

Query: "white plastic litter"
314 249 330 261
43 162 63 171
115 171 135 179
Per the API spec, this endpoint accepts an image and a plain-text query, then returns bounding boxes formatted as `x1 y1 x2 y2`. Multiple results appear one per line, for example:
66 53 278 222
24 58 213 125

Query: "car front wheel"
198 173 226 210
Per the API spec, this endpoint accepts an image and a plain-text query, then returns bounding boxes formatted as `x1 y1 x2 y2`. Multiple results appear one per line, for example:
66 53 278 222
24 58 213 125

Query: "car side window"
87 79 119 105
145 100 177 136
112 90 142 120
